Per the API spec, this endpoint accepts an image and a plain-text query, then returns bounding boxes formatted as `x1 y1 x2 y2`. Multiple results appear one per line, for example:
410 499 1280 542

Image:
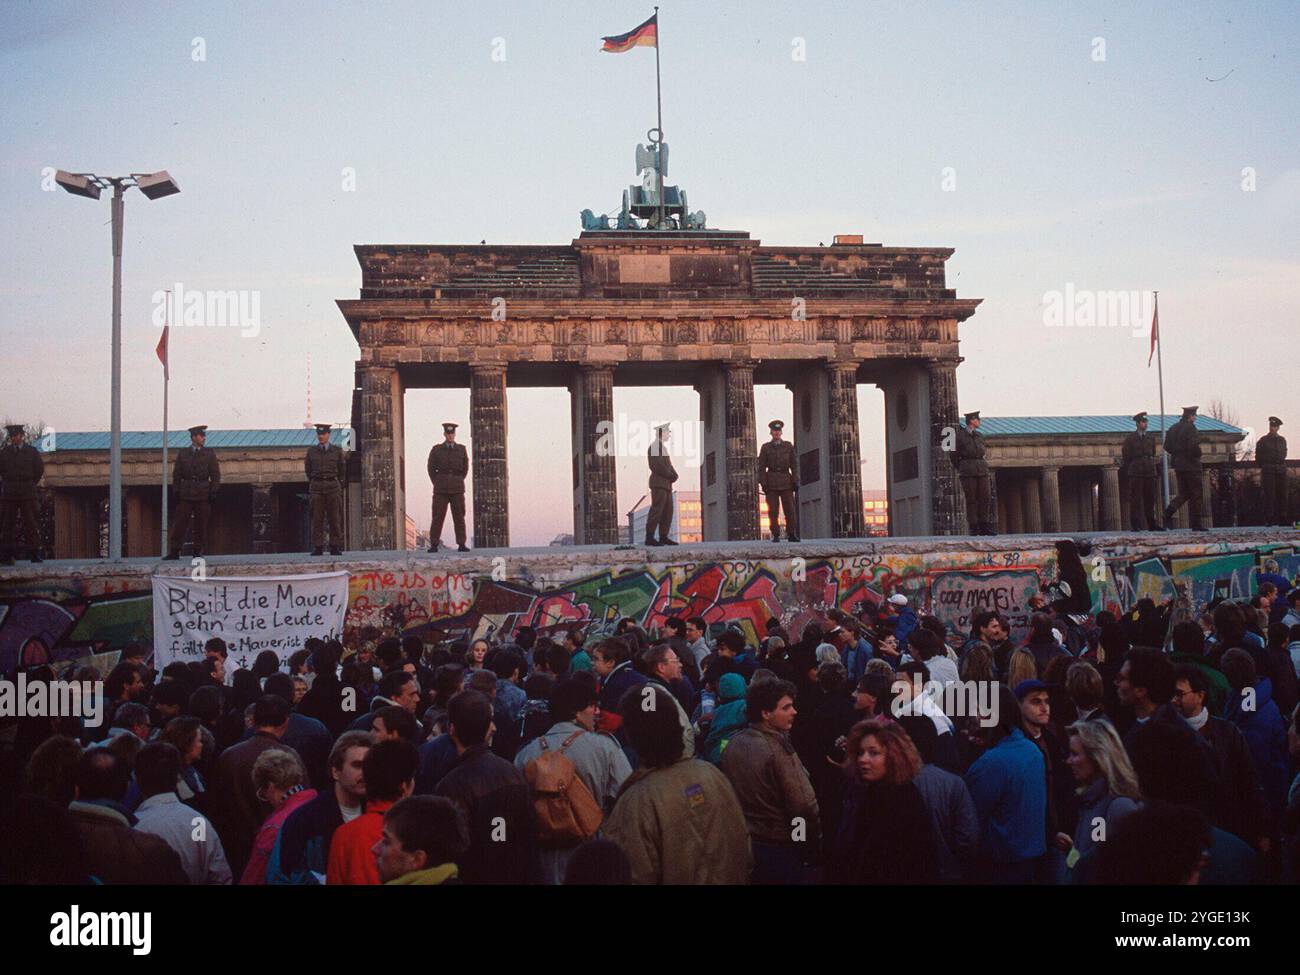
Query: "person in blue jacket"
1221 648 1290 816
963 684 1047 883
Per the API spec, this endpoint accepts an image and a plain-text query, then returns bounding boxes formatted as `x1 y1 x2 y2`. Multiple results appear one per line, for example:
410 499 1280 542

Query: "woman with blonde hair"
1003 648 1038 687
1062 719 1142 873
241 748 317 884
831 718 939 884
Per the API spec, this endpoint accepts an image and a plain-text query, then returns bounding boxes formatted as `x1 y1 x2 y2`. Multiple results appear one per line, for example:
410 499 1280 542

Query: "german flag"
601 13 657 53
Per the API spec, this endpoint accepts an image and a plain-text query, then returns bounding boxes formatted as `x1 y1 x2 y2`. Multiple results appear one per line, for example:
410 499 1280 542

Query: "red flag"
156 325 169 380
602 13 657 52
1147 297 1158 367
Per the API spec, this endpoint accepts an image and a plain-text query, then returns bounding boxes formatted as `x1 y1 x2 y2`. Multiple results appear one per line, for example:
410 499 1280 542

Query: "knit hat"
718 673 747 702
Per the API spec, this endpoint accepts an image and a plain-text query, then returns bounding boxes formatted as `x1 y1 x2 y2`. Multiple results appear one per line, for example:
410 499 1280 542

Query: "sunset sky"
3 1 1296 545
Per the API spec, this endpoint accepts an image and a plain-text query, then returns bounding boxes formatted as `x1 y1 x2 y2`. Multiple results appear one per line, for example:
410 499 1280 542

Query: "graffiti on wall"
1 539 1296 673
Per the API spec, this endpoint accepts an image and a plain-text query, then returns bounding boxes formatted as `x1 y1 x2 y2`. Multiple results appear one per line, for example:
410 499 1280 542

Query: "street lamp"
55 170 179 561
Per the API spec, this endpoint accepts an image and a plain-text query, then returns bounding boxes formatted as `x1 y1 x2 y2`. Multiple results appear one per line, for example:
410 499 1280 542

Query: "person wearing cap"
953 410 994 535
165 425 221 559
645 422 678 547
1120 411 1162 531
1256 416 1288 526
0 423 45 564
1162 406 1206 531
305 424 346 556
427 422 469 553
757 419 800 543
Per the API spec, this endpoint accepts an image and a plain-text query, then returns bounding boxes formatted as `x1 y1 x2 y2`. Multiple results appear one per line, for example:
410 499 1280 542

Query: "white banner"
151 571 348 672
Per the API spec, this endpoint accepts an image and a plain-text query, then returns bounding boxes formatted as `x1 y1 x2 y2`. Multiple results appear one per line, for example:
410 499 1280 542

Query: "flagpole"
160 290 171 558
1154 290 1169 508
654 6 664 230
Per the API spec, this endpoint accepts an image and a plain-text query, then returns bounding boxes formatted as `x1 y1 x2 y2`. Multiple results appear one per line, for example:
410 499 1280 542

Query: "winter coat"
912 763 980 883
833 777 940 884
1069 778 1138 862
1223 678 1290 814
68 800 188 885
241 788 317 885
964 728 1048 865
211 730 302 878
720 724 821 847
1197 715 1271 843
266 790 348 885
435 743 537 884
601 758 752 884
326 798 395 885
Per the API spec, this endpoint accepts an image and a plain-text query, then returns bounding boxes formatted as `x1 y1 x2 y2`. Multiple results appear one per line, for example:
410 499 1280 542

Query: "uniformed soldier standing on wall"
164 425 221 559
0 423 44 564
758 419 800 542
427 422 469 553
954 410 995 535
305 423 345 556
1121 411 1162 531
1256 416 1288 526
645 422 678 546
1162 405 1206 531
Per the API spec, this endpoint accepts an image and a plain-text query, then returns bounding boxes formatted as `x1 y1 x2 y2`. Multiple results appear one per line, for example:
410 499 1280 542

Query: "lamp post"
55 170 179 561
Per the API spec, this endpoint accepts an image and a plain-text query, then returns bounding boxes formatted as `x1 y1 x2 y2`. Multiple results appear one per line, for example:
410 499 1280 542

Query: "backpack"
523 731 604 846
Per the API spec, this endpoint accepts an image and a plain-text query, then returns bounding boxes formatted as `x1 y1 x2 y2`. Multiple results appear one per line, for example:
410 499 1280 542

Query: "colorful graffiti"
1 538 1296 673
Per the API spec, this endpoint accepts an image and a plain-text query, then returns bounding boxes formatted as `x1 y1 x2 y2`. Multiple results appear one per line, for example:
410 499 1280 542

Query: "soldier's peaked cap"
1133 412 1148 423
1181 405 1198 416
963 410 980 421
769 419 784 430
314 423 332 434
1269 416 1282 426
442 422 458 431
187 424 208 435
5 424 24 436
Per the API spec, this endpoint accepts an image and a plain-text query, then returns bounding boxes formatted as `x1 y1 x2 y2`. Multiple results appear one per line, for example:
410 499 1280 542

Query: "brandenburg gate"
338 230 981 550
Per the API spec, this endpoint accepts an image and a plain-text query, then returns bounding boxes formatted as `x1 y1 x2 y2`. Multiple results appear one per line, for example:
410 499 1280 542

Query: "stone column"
359 365 400 550
724 362 760 541
827 361 865 538
1100 465 1122 532
570 365 618 545
788 367 831 539
1023 474 1043 533
1201 469 1215 528
1002 477 1021 534
926 359 963 535
252 484 274 554
1040 466 1061 533
471 364 509 548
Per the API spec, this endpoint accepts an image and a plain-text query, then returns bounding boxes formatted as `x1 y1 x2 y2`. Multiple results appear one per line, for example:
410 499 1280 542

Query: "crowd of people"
3 573 1300 886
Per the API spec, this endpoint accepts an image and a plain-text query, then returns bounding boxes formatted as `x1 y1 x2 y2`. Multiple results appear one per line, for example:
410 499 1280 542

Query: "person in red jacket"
326 739 418 885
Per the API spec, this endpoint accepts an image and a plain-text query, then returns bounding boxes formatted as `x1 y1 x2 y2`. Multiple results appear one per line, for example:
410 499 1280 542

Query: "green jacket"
601 759 752 884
